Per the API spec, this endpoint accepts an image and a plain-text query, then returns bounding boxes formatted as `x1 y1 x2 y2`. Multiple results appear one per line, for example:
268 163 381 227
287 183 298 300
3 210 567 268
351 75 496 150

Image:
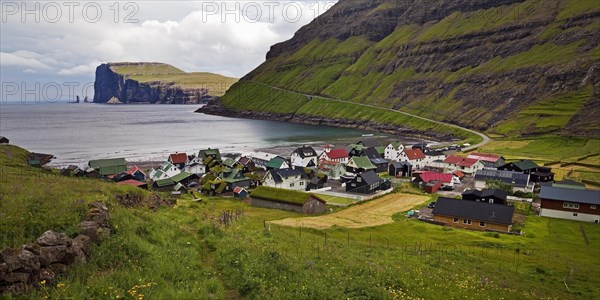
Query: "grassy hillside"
2 144 600 299
109 63 238 96
223 0 599 139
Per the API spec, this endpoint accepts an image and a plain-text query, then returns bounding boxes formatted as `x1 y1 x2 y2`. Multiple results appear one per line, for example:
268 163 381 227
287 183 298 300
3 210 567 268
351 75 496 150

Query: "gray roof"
268 168 307 183
474 169 529 187
369 157 388 164
358 170 381 185
432 198 514 225
391 161 412 168
540 186 600 205
292 146 317 158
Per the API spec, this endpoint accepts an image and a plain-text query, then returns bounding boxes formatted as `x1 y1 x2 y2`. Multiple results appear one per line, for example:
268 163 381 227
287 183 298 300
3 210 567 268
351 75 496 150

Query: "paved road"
247 80 490 151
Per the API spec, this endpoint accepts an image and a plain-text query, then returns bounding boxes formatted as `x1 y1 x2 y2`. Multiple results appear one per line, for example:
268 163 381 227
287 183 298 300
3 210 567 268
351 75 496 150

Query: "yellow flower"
57 283 65 288
40 280 47 285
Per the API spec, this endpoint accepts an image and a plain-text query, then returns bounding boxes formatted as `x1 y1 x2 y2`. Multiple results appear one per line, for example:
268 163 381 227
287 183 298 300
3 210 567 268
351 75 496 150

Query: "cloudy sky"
1 1 336 101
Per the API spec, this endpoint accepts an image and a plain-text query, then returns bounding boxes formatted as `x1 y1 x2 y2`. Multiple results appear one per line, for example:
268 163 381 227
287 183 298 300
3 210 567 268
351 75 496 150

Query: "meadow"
2 144 599 299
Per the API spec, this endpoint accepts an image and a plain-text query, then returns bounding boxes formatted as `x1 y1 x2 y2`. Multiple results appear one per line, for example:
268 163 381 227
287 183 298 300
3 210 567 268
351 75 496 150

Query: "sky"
0 1 337 101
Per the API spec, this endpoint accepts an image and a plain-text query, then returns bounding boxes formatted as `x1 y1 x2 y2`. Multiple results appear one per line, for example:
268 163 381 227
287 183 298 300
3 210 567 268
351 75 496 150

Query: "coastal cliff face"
206 0 600 139
93 63 236 104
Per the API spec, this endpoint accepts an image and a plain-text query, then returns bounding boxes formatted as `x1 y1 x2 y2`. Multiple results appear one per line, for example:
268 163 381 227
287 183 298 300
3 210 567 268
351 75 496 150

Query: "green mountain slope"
214 0 599 139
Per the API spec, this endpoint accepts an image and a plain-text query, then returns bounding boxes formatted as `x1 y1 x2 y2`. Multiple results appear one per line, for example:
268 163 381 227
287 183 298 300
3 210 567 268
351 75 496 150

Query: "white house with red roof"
466 152 505 169
319 144 349 164
168 152 188 169
442 155 485 174
398 148 426 169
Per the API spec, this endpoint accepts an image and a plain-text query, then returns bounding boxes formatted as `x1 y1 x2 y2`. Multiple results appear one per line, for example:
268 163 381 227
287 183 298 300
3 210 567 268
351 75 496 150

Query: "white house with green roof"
149 161 181 181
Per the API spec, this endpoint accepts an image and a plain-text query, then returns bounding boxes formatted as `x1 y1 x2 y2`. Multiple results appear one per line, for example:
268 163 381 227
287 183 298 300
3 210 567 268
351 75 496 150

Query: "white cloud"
0 51 52 70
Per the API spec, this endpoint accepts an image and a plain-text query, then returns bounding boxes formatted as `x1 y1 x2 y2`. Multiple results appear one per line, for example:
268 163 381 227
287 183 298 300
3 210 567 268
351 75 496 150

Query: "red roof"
169 153 188 164
418 171 453 183
116 179 147 187
126 165 145 175
453 170 465 178
404 149 425 160
444 155 480 167
325 148 349 159
467 152 502 163
233 186 246 194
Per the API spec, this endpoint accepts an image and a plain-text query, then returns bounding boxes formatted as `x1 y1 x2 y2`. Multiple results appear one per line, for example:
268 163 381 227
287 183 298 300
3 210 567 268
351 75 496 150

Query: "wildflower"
40 280 47 285
57 283 65 288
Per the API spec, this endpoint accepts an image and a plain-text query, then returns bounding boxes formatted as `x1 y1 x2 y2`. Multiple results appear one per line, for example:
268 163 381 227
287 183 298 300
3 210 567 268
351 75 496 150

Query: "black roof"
363 148 382 159
432 198 514 225
358 139 382 148
462 189 482 198
268 168 307 183
292 146 317 158
391 161 412 168
540 186 600 205
358 170 381 185
481 189 508 200
425 150 445 156
474 169 529 187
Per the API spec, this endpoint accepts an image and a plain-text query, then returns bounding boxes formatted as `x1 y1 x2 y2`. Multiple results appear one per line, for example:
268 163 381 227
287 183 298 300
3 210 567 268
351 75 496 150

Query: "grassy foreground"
2 144 599 299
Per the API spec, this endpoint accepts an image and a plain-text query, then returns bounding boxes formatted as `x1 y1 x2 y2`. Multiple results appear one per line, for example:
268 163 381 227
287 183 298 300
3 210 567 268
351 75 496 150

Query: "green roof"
89 158 126 169
250 186 311 206
512 159 538 171
348 144 365 151
160 162 175 172
199 148 221 160
222 157 236 168
153 170 164 178
375 146 386 155
350 156 376 170
223 169 249 183
171 171 194 183
155 178 174 187
265 157 286 169
174 182 185 191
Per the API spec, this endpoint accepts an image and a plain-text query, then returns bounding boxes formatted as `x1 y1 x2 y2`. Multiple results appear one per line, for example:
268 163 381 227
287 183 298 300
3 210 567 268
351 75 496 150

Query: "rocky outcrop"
0 202 110 296
93 63 215 104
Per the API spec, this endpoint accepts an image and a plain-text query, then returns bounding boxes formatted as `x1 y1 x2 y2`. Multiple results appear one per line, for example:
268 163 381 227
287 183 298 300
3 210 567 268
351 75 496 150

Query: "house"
424 150 446 165
237 156 256 172
233 186 248 199
413 171 459 186
250 186 327 214
249 152 281 169
153 178 175 190
170 171 199 186
112 172 134 182
347 144 367 157
423 181 442 193
474 169 532 193
0 136 8 144
116 179 148 189
432 197 515 232
370 157 389 173
168 152 188 169
357 139 382 148
389 161 412 177
184 162 206 175
263 168 309 191
467 152 505 169
530 167 555 183
221 168 252 192
498 159 538 174
384 142 405 161
398 148 426 169
442 155 485 175
319 144 349 164
126 166 146 182
346 170 381 194
539 186 600 223
199 148 222 161
307 175 327 190
290 146 318 168
89 158 127 176
346 156 377 174
265 156 290 170
222 157 237 169
149 162 181 181
462 189 508 205
318 160 346 180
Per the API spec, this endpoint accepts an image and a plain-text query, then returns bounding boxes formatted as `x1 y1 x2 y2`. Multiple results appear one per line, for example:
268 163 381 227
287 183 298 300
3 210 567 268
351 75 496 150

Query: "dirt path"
271 193 430 229
247 80 490 151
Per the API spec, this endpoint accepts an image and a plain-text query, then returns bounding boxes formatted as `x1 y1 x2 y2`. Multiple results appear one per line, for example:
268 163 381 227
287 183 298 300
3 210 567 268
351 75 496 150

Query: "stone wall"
0 202 111 296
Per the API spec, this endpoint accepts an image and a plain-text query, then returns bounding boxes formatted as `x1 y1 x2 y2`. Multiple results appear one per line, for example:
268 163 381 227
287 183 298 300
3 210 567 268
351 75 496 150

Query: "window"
453 218 458 223
300 181 304 186
591 205 597 209
573 213 578 217
463 219 472 225
290 183 295 188
563 202 580 209
480 222 486 227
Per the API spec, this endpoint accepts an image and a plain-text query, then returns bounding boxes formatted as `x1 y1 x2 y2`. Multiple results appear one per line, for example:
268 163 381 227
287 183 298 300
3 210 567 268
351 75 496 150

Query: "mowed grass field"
272 193 430 229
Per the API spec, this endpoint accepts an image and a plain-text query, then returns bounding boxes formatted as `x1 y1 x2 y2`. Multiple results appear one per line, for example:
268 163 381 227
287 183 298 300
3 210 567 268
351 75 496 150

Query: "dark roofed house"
263 168 309 191
499 159 538 174
389 161 412 177
530 166 554 183
89 158 127 176
462 189 508 205
346 170 381 194
0 136 8 144
233 186 249 199
357 139 382 148
432 197 515 232
369 157 389 173
539 186 600 223
474 169 532 193
291 146 318 168
250 186 327 214
237 156 256 172
199 148 221 161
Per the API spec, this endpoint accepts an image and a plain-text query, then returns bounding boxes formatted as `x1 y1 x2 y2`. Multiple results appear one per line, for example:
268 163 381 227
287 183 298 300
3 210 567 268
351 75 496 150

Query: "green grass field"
2 144 599 299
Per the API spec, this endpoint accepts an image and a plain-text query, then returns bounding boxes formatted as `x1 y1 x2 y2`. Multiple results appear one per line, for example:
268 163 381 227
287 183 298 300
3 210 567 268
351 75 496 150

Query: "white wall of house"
291 153 317 168
185 164 206 175
384 143 404 161
263 173 308 191
540 208 600 223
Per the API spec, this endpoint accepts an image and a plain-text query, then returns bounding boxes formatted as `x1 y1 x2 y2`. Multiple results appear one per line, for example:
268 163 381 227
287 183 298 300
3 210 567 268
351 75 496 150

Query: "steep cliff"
93 63 237 104
207 0 600 138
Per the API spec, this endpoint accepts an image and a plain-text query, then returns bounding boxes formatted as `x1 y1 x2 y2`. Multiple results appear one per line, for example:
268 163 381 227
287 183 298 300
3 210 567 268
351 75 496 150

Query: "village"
24 136 599 233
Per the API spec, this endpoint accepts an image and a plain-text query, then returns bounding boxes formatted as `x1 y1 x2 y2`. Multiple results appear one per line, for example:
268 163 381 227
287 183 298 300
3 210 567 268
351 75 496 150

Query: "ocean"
0 102 396 166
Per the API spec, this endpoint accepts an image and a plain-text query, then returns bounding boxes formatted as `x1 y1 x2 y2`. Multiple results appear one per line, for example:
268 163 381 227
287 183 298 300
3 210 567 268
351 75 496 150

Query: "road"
247 80 490 151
